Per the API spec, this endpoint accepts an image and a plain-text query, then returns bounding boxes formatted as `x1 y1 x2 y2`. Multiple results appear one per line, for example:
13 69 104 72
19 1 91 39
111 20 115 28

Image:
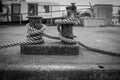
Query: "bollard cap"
71 3 76 5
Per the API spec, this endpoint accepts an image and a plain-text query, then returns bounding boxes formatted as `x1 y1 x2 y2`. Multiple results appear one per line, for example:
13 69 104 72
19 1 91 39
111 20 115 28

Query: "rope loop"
0 23 46 49
55 18 120 57
0 18 120 57
26 23 46 42
55 18 81 25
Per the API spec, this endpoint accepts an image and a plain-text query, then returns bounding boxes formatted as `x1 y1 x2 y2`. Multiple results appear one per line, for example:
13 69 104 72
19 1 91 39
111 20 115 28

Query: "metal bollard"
60 3 77 41
66 3 77 18
27 16 42 29
27 16 44 42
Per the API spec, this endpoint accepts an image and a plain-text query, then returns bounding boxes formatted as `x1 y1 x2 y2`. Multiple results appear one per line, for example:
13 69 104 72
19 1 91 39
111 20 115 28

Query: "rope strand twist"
0 18 120 57
55 18 120 57
0 23 46 49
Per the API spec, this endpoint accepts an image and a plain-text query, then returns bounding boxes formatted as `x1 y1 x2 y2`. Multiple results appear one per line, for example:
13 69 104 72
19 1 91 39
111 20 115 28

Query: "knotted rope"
55 18 120 57
0 18 120 57
55 18 81 25
0 23 46 49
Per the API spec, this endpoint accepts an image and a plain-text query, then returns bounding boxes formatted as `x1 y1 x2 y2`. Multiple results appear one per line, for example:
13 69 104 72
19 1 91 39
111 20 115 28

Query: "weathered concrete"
1 26 120 80
1 64 120 80
83 18 105 27
0 70 5 80
0 64 8 80
21 42 80 55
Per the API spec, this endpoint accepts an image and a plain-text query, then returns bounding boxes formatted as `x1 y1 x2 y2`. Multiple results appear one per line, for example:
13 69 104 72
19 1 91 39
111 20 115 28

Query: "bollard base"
21 42 80 55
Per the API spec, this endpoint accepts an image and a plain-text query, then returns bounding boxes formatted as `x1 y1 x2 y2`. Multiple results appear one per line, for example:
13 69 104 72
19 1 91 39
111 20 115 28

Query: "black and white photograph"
0 0 120 80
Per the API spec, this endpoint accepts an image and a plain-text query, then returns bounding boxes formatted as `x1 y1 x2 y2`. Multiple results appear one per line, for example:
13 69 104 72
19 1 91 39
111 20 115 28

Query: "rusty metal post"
61 3 77 41
61 24 74 39
27 16 42 29
27 16 43 40
66 3 77 18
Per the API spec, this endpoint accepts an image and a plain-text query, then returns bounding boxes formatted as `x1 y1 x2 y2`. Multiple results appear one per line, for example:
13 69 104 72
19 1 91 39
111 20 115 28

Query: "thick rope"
42 23 120 57
0 18 120 57
0 23 45 49
55 18 120 57
55 18 81 25
0 18 80 49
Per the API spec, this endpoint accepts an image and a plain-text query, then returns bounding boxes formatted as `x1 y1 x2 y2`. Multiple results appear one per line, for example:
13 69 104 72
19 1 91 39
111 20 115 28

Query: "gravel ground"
0 26 120 65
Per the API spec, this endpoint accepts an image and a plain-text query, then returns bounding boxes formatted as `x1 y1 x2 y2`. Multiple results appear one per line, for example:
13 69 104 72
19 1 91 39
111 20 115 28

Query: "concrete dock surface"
0 25 120 80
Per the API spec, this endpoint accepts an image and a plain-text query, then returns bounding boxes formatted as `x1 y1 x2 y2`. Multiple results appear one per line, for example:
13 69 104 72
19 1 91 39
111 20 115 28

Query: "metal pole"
50 5 53 25
20 14 22 24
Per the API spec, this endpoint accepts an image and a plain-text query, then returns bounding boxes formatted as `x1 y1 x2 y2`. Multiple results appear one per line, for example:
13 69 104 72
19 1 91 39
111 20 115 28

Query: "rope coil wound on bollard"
0 18 120 57
55 18 120 57
0 23 45 49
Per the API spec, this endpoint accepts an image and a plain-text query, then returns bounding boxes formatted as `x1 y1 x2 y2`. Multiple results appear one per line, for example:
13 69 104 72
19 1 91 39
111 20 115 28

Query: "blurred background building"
0 0 120 26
